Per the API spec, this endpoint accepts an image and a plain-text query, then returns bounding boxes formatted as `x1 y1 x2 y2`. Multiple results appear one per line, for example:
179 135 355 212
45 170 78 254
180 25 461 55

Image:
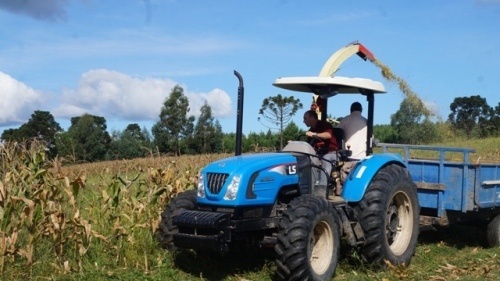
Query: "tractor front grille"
206 172 229 194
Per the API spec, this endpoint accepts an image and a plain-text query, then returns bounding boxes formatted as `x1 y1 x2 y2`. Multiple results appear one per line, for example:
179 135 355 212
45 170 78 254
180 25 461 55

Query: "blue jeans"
317 151 338 186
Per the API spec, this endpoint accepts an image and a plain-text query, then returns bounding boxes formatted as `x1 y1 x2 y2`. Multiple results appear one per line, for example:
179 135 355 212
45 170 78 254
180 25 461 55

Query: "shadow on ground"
173 246 276 280
418 224 489 249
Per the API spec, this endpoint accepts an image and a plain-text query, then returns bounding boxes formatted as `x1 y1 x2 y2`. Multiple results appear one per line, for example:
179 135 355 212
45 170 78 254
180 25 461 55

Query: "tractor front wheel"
155 189 197 251
275 195 341 281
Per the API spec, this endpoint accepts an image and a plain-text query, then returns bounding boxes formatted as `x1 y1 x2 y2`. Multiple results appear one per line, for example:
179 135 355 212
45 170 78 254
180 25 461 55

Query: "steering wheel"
298 134 326 154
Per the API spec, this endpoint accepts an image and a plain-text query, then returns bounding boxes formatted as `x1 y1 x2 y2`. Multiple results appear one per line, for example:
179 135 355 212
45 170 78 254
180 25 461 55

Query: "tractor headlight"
197 174 206 198
224 174 241 200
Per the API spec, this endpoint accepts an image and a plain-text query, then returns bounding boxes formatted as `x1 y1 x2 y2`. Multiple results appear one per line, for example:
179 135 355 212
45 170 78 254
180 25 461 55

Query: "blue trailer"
155 42 499 281
379 143 500 245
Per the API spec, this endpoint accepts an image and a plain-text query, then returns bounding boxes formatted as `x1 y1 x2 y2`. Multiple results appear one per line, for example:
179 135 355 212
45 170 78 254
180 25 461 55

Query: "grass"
11 228 495 281
1 138 499 280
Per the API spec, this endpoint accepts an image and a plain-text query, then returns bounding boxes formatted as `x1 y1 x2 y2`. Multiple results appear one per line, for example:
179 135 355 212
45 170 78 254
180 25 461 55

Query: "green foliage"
2 93 498 162
390 97 440 144
189 102 224 154
282 121 303 143
152 85 195 155
221 132 237 154
448 95 498 138
54 131 74 161
258 94 303 149
62 114 111 163
0 111 62 158
106 124 153 160
491 103 500 136
244 130 279 152
373 124 398 143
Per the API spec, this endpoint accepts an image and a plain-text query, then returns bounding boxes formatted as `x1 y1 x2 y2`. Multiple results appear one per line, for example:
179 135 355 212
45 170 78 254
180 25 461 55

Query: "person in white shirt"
337 102 367 160
335 102 368 196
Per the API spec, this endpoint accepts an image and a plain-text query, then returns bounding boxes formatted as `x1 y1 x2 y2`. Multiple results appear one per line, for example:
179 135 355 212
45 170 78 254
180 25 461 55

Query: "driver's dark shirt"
309 120 339 152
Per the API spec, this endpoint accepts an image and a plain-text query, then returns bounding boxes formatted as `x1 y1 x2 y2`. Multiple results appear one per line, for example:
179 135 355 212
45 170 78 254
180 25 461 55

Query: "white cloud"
186 88 233 118
0 72 44 125
53 69 233 122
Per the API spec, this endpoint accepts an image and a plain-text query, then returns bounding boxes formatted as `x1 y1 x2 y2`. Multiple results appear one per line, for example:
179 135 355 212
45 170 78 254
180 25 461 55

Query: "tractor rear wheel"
275 195 341 281
155 189 197 251
355 164 419 267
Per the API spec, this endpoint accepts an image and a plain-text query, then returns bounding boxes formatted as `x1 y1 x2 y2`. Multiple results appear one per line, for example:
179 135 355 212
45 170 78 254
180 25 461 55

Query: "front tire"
275 195 341 281
355 164 420 266
155 189 197 251
486 214 500 247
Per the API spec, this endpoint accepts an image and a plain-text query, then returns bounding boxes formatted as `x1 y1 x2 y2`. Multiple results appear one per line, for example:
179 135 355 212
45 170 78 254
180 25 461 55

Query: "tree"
244 129 279 152
212 120 224 153
124 123 147 142
222 132 237 154
151 123 169 154
258 94 303 149
1 110 62 158
65 114 111 162
1 129 17 142
152 85 195 155
490 102 500 137
106 123 152 160
373 124 398 143
390 97 439 144
282 121 302 144
191 102 222 154
448 95 492 138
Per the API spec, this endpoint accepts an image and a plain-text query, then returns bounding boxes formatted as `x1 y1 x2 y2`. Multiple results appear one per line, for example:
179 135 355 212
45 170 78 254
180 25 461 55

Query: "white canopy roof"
273 76 386 98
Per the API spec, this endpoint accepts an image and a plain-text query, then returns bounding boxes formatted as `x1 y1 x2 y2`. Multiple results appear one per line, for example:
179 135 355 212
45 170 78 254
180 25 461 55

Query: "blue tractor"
156 43 421 280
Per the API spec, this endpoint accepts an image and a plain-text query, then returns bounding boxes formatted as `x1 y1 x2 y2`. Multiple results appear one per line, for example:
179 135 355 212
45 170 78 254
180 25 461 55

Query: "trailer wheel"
155 189 197 251
486 214 500 247
355 164 419 266
275 195 340 281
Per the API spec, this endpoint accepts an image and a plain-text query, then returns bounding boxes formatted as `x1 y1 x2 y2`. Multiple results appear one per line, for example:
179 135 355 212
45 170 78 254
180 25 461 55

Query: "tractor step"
328 195 346 204
334 204 365 247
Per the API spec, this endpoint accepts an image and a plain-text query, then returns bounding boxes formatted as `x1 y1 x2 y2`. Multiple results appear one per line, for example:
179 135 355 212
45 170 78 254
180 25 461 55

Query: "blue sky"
1 0 499 136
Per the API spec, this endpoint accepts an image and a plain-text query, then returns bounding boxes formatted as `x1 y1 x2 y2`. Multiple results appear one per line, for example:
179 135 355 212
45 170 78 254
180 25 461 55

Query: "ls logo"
287 165 297 175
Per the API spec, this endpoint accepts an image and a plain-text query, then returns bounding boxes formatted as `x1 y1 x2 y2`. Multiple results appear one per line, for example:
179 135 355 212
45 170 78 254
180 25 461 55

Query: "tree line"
376 94 500 144
1 84 499 163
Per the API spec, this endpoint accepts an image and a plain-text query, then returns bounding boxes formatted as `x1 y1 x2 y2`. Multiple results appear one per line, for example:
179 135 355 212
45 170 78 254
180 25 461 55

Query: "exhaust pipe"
234 70 244 156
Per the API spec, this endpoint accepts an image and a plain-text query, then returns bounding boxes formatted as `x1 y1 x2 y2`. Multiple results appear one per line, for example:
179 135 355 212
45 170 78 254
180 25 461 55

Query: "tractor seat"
333 127 352 160
333 127 344 150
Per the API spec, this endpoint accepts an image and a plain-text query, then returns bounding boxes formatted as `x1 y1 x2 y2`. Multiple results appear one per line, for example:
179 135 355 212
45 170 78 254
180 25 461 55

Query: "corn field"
0 140 226 279
2 139 499 280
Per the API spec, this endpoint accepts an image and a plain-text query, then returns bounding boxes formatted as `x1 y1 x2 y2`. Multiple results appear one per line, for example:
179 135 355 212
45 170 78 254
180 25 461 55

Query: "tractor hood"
197 152 299 207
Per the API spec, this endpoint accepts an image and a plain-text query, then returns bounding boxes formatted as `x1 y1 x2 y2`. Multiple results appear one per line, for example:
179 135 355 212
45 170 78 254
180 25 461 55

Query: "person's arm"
315 131 332 139
306 129 332 139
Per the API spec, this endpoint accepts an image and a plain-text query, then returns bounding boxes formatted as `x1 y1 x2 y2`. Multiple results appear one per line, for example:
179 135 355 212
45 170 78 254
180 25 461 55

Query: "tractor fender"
341 153 407 202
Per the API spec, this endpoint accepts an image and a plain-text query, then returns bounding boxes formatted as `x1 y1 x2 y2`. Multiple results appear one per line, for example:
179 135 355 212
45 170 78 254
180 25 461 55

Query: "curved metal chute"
319 42 375 78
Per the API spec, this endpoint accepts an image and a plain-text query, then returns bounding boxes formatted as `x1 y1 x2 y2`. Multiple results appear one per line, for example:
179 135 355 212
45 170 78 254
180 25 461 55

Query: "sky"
1 0 499 137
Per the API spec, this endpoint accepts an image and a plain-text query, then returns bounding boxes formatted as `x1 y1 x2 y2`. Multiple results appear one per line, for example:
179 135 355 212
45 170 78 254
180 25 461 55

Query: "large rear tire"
155 189 197 251
355 164 420 266
275 195 341 281
486 214 500 247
